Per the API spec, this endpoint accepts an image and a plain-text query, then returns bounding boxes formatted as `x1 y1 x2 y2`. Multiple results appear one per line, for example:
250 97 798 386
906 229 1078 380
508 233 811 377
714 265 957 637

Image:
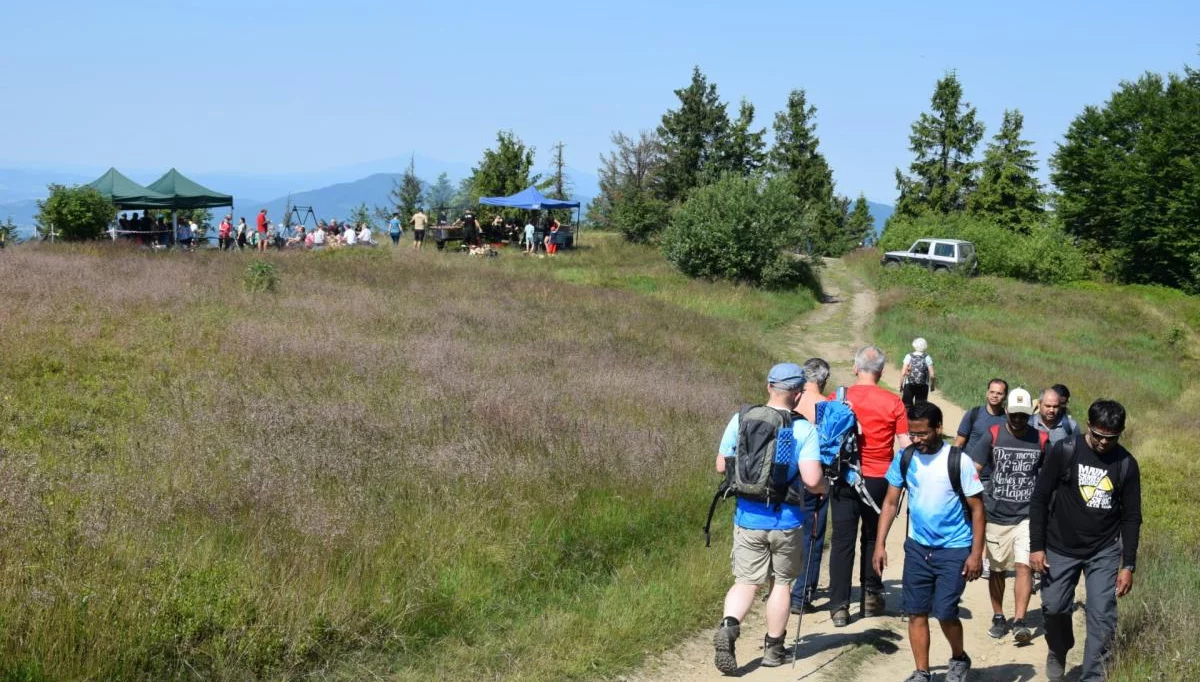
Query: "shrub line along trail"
629 258 1082 682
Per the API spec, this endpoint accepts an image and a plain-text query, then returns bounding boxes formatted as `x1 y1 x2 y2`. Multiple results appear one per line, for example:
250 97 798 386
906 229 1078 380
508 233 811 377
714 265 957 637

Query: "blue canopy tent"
478 186 582 248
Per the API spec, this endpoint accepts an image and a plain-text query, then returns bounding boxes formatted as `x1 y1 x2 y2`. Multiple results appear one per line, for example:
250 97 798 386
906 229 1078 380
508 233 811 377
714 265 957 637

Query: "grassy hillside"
0 239 816 680
847 251 1200 681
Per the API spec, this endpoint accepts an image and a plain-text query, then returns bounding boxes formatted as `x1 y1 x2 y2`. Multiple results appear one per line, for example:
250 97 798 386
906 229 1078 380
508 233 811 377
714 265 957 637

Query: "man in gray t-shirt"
954 378 1009 457
1030 386 1078 445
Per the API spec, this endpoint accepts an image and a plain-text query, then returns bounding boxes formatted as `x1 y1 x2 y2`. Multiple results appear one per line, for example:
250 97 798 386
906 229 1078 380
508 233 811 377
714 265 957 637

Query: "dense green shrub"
612 189 671 243
243 260 279 293
34 185 114 241
662 174 814 289
879 213 1090 284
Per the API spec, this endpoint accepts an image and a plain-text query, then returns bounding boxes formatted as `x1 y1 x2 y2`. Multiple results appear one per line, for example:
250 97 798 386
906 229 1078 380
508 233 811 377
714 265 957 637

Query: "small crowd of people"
713 340 1140 682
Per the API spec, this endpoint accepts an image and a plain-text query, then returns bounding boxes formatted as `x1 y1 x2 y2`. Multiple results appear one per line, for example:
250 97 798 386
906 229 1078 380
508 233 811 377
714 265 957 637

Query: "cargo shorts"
731 525 803 586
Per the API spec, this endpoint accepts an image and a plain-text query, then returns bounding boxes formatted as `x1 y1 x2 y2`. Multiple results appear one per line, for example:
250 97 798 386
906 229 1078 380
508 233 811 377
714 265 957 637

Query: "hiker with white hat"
966 387 1049 644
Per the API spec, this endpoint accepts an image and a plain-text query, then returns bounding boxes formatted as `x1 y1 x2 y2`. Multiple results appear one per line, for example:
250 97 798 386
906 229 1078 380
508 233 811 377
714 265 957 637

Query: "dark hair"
1088 399 1126 432
1051 384 1071 402
988 378 1009 394
907 401 943 428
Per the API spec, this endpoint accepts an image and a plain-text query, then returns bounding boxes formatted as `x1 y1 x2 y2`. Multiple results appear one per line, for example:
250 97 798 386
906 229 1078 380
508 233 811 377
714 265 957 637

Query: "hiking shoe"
790 601 818 616
945 652 971 682
831 607 850 627
713 620 740 675
862 591 885 618
987 614 1009 639
1012 619 1033 644
903 670 932 682
1046 650 1065 681
761 633 788 668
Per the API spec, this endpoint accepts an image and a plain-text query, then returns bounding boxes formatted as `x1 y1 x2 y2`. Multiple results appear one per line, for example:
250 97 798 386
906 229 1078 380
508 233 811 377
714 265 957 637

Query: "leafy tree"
662 174 816 288
656 66 730 203
844 194 875 248
969 109 1044 232
1051 67 1200 291
612 189 671 243
467 130 540 202
710 99 767 179
426 172 456 212
350 202 377 229
894 72 985 218
592 130 664 232
767 89 847 255
35 184 115 241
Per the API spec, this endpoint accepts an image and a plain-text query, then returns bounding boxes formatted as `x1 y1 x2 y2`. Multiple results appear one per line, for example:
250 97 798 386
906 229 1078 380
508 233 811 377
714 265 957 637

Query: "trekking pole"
792 494 824 668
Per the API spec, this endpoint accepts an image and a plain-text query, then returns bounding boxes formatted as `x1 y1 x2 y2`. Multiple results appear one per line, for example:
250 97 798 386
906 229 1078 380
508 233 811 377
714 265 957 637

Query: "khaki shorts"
731 525 802 586
985 519 1031 572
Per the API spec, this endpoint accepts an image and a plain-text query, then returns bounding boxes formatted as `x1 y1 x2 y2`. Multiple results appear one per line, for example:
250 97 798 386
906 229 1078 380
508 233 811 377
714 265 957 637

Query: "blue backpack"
815 389 881 514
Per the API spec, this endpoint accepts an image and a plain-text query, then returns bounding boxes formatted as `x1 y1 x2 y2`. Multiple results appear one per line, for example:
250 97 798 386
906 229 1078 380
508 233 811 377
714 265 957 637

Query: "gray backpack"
908 352 930 386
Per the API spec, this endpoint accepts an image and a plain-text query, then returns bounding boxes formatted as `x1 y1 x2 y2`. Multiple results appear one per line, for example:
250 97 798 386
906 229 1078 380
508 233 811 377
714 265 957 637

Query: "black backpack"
907 352 929 386
898 444 971 520
703 406 804 546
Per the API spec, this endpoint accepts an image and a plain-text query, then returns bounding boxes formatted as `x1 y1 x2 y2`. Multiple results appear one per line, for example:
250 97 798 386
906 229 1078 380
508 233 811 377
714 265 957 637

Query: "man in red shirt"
256 209 269 252
828 345 911 626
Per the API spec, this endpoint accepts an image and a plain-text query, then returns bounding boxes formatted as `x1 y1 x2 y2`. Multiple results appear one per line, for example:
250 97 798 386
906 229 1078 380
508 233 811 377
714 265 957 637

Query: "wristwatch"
1122 565 1136 573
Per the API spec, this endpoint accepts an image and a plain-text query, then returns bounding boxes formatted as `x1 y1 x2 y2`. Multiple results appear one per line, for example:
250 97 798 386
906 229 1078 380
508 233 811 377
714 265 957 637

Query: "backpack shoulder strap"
1038 429 1050 453
947 446 970 514
899 445 917 488
989 423 1001 448
967 405 981 430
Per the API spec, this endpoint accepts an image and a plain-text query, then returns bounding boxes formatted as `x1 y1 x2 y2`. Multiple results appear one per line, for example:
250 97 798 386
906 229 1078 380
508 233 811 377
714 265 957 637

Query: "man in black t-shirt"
968 387 1046 644
1029 399 1141 682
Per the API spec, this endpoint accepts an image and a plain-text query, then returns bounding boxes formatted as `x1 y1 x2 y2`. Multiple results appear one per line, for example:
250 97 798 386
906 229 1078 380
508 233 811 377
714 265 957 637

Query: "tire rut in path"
627 258 1071 682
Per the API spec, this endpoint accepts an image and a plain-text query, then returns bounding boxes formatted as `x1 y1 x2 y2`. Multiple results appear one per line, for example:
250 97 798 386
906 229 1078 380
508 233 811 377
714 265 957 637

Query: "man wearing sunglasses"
1029 399 1142 682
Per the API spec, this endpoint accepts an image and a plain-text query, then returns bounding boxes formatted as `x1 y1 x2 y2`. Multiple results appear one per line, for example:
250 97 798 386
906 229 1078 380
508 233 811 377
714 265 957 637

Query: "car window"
934 242 955 258
960 244 975 259
910 241 931 254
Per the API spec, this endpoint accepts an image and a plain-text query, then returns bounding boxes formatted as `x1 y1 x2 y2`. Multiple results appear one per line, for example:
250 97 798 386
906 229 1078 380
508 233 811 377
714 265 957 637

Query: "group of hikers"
711 340 1140 682
113 208 568 255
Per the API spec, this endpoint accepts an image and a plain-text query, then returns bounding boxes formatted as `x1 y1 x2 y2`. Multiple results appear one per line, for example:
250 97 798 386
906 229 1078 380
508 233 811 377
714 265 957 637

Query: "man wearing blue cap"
712 363 825 674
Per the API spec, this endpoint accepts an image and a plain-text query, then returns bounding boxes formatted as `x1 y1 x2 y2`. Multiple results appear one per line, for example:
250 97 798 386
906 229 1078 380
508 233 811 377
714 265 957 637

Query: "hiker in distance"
900 337 936 407
712 363 825 674
966 387 1048 643
829 345 910 627
1030 385 1078 445
1029 399 1141 682
789 358 832 615
873 402 985 682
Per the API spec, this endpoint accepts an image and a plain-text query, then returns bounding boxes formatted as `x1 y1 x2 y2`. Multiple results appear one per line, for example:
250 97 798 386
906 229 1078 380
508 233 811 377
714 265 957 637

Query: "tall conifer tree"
969 109 1044 232
656 67 730 202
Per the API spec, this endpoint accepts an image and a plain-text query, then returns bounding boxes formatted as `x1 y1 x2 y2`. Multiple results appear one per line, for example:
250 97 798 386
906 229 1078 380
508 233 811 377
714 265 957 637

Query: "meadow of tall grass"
847 251 1200 680
0 240 817 680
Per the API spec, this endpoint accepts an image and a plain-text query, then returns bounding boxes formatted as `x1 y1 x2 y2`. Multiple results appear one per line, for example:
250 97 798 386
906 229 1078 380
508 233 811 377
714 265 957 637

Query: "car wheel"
933 265 950 274
883 260 901 269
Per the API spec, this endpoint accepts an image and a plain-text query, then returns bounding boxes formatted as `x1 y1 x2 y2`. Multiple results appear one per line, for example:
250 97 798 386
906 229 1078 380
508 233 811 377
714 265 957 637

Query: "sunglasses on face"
1089 428 1121 443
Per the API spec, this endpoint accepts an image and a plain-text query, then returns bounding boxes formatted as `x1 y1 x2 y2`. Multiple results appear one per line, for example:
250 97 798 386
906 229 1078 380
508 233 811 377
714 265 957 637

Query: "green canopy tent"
146 168 234 210
86 167 173 208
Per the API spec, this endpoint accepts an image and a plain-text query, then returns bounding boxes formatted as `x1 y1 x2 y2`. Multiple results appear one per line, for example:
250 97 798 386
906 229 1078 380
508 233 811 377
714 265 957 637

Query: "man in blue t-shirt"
712 363 825 673
873 402 985 682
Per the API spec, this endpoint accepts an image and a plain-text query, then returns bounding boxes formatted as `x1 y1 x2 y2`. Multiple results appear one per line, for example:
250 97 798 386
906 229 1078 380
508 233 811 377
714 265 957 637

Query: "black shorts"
414 230 425 242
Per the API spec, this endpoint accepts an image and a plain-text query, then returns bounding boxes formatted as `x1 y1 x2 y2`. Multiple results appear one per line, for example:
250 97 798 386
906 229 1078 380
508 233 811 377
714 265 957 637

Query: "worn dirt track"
627 259 1086 682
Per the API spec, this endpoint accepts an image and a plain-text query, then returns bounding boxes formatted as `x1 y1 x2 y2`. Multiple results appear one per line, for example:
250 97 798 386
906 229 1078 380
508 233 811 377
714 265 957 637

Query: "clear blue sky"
2 0 1197 202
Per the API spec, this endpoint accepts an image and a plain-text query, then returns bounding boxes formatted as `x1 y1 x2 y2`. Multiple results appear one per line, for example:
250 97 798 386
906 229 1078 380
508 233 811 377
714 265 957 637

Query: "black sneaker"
903 670 932 682
1046 650 1065 681
862 591 885 617
1012 619 1033 644
761 633 788 667
945 652 972 682
987 613 1009 639
713 620 740 675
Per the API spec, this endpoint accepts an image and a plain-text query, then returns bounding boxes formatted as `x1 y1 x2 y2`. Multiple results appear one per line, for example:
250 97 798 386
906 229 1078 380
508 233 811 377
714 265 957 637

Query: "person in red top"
256 209 269 252
218 214 233 251
828 344 912 627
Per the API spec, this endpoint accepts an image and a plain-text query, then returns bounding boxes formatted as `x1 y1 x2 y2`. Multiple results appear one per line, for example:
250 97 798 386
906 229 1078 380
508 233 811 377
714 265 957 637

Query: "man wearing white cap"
966 387 1048 644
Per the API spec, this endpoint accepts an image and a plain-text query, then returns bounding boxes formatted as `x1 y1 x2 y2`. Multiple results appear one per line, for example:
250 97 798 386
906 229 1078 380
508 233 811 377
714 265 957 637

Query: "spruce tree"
426 172 456 212
844 194 875 247
969 109 1044 232
656 66 730 202
894 72 985 218
711 99 766 180
768 89 845 255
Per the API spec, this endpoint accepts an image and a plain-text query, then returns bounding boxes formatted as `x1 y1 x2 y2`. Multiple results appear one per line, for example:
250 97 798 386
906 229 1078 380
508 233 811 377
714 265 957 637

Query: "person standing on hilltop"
828 345 911 627
388 212 403 245
711 363 825 674
900 337 936 407
873 401 985 682
967 388 1048 644
1031 386 1079 445
256 209 269 252
1030 399 1141 682
410 208 427 250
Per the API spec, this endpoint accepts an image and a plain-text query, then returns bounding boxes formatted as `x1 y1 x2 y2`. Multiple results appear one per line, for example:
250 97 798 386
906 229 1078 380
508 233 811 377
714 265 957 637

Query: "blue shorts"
902 538 969 620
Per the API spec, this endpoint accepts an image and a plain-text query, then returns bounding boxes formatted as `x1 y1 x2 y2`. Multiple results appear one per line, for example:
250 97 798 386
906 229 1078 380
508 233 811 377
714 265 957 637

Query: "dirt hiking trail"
628 259 1086 682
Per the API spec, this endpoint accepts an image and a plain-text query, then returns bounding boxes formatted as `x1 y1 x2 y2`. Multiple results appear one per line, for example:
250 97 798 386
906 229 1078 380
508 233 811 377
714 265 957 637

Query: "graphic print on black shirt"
967 425 1044 525
1078 463 1117 510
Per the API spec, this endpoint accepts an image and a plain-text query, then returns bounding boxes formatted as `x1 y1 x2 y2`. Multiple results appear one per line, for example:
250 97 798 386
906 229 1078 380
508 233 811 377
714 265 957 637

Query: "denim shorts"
902 538 970 620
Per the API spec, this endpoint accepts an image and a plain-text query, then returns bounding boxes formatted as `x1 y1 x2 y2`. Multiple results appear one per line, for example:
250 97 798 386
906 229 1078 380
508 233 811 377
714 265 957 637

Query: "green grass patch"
0 238 811 679
847 250 1200 680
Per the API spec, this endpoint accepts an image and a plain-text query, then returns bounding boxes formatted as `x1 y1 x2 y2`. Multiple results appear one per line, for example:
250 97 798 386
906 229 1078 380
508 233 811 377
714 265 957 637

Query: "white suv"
881 238 978 274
